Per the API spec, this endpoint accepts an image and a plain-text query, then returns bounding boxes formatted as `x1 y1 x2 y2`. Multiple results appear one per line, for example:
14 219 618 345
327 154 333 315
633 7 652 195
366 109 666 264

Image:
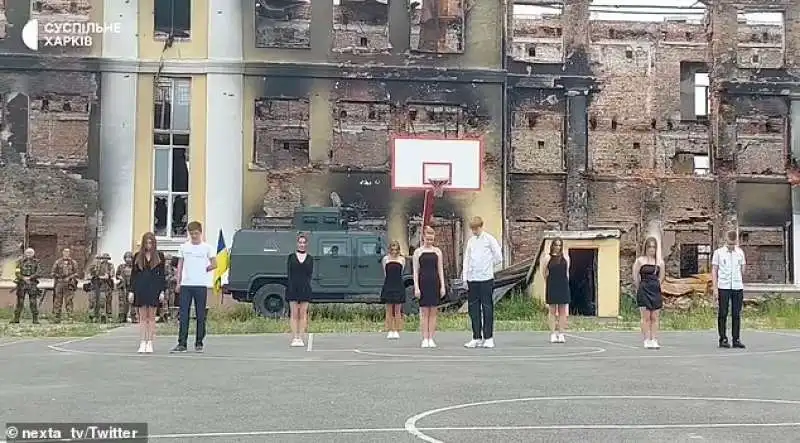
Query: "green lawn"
3 293 799 338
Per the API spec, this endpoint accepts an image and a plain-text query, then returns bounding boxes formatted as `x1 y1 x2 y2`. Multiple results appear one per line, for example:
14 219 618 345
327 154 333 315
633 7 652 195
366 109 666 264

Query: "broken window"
679 244 711 277
154 0 191 39
693 72 710 118
406 104 463 137
333 0 389 54
410 0 465 54
30 0 92 18
254 98 310 168
332 101 391 167
255 0 312 49
153 78 191 238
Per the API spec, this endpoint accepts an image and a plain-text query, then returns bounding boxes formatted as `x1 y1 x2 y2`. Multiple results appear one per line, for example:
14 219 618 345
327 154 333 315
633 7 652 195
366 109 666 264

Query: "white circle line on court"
403 395 800 443
353 346 607 359
46 338 800 363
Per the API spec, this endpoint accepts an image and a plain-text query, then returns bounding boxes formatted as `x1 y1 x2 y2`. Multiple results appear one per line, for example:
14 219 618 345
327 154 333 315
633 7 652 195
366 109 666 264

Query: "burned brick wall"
333 0 390 54
508 7 792 283
255 0 312 48
0 70 99 277
0 0 93 55
410 0 465 54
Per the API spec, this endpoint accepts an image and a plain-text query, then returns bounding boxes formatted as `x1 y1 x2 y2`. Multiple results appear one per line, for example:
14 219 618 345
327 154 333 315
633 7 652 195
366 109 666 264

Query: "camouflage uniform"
51 257 80 323
158 255 176 322
12 256 41 323
87 254 115 323
115 252 135 323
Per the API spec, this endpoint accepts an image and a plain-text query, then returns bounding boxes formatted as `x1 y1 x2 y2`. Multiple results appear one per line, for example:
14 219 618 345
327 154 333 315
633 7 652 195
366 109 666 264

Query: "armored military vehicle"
226 206 426 318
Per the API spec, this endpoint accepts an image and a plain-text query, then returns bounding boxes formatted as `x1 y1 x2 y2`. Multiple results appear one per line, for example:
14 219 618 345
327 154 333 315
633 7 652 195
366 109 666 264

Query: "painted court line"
565 333 639 350
403 395 800 443
0 339 32 348
307 333 314 352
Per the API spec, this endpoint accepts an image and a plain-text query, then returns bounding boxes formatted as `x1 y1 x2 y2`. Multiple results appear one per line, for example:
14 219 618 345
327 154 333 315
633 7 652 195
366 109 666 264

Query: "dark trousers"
718 289 743 341
467 279 494 340
178 286 208 347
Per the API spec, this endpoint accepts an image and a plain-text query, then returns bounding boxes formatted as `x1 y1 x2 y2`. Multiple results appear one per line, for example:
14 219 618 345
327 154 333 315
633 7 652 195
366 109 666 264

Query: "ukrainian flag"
212 229 230 297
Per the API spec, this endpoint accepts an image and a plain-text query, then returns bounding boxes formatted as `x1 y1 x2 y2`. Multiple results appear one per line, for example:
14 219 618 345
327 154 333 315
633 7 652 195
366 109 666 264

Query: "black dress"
287 253 313 303
130 252 167 308
381 261 405 304
545 256 571 305
417 251 441 308
637 263 663 311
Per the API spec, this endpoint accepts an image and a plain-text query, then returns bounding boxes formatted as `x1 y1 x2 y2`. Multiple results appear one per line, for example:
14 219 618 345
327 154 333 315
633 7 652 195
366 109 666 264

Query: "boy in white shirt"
462 217 503 349
171 221 217 353
711 229 746 349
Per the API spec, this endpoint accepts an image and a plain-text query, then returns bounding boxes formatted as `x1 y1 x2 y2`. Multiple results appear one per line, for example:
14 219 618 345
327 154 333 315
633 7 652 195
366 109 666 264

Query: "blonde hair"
389 240 402 256
469 216 484 229
423 225 435 236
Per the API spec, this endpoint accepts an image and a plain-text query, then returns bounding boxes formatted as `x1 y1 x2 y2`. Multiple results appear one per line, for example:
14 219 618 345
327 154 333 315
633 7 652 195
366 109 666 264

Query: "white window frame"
693 154 710 175
153 77 191 240
694 72 710 118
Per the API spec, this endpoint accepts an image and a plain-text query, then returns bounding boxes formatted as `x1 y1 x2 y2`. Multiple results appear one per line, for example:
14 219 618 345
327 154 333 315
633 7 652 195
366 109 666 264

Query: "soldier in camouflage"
157 254 176 322
116 252 135 323
88 253 115 323
51 248 80 323
11 248 41 324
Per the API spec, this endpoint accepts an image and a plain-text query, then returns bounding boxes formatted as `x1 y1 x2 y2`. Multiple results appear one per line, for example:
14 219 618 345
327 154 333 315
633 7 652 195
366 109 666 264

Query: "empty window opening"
611 118 618 131
680 244 711 277
409 109 418 121
608 29 615 38
256 0 313 48
569 248 598 316
589 116 597 130
752 53 760 63
537 141 545 148
339 110 348 119
527 45 536 57
651 118 657 129
526 112 538 128
625 48 633 59
154 0 191 39
694 72 710 118
633 142 640 150
693 154 710 175
359 36 368 47
368 109 377 120
685 32 692 40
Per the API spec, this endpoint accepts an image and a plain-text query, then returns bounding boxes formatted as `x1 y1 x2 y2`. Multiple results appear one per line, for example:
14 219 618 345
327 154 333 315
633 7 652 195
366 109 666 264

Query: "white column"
791 100 800 284
97 0 138 262
205 0 244 248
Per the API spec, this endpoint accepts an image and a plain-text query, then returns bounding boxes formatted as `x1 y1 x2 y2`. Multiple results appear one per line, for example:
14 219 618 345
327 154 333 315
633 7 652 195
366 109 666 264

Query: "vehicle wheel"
252 284 288 319
403 284 419 316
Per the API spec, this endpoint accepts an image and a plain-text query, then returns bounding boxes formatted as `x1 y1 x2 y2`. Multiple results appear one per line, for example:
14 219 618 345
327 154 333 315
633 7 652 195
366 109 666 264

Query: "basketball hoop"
429 179 449 198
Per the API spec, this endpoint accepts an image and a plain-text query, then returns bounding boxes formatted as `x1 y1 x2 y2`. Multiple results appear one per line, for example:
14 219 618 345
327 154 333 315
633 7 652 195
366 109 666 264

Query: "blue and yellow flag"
212 229 230 297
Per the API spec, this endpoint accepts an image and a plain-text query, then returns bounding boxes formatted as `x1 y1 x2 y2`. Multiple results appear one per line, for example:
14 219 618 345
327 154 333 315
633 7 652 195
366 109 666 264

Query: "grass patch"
2 293 800 337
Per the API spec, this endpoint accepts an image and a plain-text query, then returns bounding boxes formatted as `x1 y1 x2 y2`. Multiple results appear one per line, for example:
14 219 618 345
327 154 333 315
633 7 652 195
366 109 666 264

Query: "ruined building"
1 1 799 307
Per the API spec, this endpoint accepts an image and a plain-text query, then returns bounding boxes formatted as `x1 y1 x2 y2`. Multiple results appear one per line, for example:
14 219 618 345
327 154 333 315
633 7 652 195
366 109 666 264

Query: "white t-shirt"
177 241 215 287
711 246 746 290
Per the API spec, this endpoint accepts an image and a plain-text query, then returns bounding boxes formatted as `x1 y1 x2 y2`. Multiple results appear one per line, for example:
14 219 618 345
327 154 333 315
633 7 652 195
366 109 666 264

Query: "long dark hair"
549 237 565 262
134 232 162 270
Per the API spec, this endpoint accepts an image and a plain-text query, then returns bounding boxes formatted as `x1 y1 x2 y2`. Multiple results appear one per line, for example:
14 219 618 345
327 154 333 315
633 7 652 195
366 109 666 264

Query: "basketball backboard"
391 136 483 191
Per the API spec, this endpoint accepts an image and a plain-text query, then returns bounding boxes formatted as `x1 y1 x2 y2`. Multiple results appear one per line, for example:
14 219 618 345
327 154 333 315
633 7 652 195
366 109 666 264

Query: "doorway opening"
569 248 598 316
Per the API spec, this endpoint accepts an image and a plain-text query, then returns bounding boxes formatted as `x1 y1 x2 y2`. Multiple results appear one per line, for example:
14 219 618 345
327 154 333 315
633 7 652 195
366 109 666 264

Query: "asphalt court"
1 328 800 442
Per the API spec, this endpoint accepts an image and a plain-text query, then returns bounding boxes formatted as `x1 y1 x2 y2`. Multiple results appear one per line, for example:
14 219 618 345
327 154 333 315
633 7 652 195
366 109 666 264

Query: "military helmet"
123 251 133 259
97 252 111 260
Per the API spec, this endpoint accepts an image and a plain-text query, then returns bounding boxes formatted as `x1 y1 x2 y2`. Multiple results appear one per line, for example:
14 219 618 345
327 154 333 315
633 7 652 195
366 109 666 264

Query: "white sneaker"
557 334 566 343
464 339 482 348
145 341 153 353
550 333 558 343
651 339 660 349
290 338 304 347
421 339 429 348
428 339 437 348
387 331 394 339
137 341 146 353
482 338 495 348
644 340 653 349
392 331 400 339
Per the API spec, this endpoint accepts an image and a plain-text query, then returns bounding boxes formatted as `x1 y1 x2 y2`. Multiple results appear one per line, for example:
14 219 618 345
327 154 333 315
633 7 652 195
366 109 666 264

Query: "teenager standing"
413 226 446 348
381 240 405 339
462 217 502 349
287 234 314 347
633 237 664 349
129 233 166 353
171 221 217 353
543 238 570 344
712 230 746 349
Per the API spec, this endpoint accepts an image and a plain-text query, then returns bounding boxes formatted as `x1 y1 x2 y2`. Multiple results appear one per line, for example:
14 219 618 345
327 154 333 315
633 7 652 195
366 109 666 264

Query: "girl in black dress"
412 226 446 348
287 234 314 347
633 236 664 349
381 240 405 339
129 232 166 354
543 238 570 344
